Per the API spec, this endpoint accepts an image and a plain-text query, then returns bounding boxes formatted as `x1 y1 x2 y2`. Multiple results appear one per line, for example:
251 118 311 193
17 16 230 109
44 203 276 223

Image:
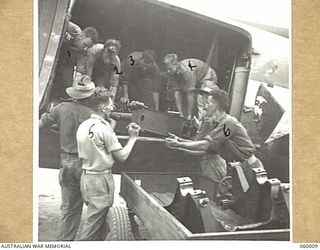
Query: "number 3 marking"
129 56 135 65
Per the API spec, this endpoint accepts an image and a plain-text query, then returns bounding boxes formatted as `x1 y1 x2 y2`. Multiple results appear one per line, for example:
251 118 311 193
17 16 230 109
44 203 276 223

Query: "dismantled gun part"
132 108 196 138
166 177 223 233
166 168 289 234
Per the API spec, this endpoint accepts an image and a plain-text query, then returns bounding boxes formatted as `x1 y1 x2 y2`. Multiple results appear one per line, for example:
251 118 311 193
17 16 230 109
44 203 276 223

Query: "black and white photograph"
37 0 291 244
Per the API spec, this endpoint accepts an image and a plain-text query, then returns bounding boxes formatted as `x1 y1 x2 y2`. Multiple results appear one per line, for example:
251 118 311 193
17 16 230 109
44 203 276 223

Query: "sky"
159 0 291 28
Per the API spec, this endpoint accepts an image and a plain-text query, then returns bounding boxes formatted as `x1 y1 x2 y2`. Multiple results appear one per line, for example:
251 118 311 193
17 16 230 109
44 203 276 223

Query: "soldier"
164 54 218 120
121 50 161 110
166 88 264 183
76 87 140 240
39 76 96 240
52 20 99 100
83 39 122 99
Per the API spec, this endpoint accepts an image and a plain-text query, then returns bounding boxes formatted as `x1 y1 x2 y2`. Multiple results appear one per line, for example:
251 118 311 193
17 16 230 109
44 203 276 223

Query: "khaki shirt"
204 114 256 162
121 51 161 93
168 58 218 93
77 43 121 87
40 101 93 154
77 114 122 171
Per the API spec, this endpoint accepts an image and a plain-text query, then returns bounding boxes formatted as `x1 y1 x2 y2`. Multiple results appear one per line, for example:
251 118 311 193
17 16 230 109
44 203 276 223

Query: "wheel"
105 206 134 240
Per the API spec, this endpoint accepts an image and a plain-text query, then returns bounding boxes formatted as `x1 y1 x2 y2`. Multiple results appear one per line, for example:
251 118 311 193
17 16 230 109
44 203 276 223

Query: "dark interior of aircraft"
39 0 289 183
70 0 249 92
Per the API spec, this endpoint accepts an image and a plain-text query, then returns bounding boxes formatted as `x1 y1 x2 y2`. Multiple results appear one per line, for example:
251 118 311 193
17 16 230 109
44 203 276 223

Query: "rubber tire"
105 206 134 240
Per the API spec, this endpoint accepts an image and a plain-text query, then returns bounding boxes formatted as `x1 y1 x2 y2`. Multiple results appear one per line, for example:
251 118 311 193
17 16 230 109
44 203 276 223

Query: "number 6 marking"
223 124 230 137
89 124 95 138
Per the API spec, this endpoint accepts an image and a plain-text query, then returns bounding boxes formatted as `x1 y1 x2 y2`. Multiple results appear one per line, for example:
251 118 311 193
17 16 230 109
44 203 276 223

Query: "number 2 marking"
89 124 96 138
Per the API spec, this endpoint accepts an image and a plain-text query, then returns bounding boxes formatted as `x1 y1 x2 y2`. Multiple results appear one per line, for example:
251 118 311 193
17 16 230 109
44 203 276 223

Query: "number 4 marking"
188 60 196 71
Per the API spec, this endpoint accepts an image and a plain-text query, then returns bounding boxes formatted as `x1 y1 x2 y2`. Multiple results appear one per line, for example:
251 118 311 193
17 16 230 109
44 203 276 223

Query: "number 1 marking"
114 66 123 74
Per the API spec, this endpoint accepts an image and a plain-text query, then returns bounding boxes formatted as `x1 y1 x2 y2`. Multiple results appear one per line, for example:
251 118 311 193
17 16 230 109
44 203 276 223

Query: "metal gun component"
166 177 225 233
132 108 195 138
253 167 268 185
176 177 194 197
199 198 210 207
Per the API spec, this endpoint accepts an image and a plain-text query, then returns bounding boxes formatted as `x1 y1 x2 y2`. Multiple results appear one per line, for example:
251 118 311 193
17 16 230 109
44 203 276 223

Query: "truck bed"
120 172 290 240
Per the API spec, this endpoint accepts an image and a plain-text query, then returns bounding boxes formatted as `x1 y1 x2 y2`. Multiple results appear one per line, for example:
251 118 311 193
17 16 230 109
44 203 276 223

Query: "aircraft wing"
231 19 289 38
